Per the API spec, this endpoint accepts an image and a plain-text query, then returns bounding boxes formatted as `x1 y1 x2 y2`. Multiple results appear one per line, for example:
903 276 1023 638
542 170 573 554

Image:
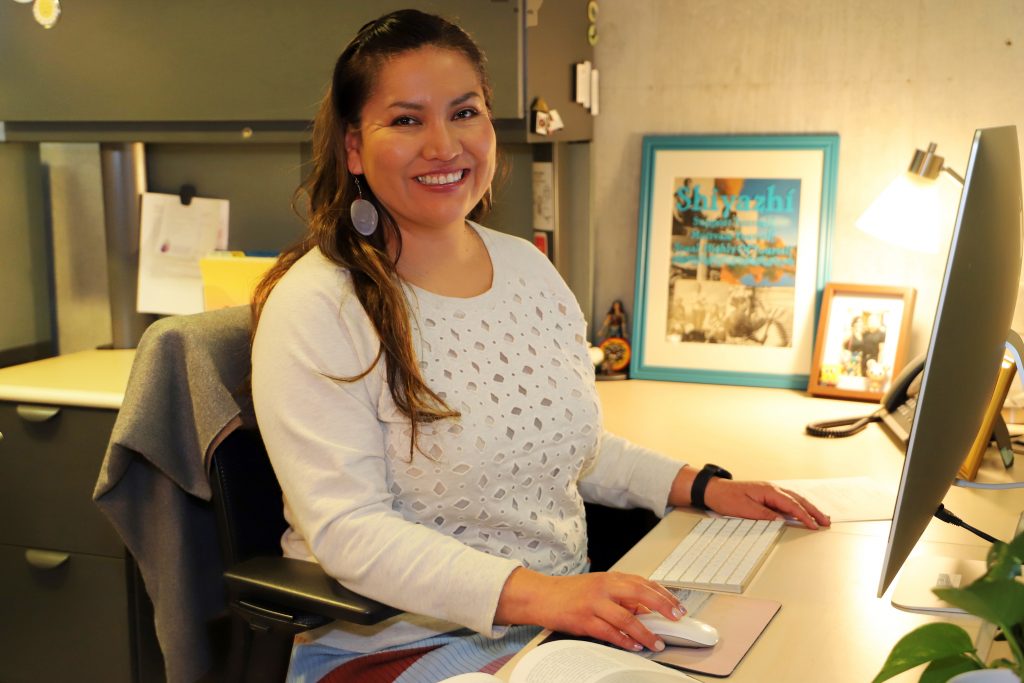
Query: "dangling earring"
350 175 379 237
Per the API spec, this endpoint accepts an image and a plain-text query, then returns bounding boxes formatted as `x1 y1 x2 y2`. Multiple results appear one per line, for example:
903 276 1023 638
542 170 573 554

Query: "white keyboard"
649 517 784 593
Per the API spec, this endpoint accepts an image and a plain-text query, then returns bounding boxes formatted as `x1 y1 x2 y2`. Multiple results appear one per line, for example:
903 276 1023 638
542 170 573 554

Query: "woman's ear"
344 128 364 176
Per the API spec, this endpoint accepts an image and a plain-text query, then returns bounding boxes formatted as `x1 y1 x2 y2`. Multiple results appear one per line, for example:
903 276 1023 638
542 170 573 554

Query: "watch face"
705 464 732 479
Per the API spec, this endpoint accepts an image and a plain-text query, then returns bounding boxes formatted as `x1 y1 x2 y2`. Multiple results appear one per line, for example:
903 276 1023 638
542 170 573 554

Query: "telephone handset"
805 355 926 439
881 354 926 414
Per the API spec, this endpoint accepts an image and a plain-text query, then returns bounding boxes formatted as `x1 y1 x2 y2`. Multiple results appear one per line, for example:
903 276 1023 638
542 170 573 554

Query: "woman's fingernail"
654 640 666 651
632 643 643 651
672 607 684 619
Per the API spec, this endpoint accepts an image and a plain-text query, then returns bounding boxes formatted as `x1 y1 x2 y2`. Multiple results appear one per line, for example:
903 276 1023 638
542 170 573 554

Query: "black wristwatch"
690 463 733 510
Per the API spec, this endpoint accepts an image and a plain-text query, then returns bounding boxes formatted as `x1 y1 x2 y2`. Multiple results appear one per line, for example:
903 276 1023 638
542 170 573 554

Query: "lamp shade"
855 166 962 254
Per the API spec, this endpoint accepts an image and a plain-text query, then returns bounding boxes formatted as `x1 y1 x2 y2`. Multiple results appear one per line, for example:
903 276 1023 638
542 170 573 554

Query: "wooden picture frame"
630 134 839 389
808 283 916 401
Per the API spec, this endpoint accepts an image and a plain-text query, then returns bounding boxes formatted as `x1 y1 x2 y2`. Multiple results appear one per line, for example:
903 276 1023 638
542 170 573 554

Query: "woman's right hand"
494 567 685 652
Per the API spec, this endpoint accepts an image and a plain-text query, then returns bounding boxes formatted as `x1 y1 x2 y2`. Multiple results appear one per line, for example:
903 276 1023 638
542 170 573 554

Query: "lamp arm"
942 165 966 185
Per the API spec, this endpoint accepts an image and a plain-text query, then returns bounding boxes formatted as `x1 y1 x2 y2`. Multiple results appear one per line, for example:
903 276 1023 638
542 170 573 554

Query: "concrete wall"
591 0 1024 359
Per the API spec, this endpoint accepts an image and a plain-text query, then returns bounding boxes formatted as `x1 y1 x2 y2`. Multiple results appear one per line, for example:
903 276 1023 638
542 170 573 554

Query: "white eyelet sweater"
251 223 686 653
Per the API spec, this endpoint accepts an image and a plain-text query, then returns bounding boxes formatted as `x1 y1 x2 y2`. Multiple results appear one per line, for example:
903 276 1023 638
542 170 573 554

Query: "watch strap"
690 463 733 511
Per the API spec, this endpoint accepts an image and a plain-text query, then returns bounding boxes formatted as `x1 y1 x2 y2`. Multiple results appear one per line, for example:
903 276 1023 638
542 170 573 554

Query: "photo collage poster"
666 177 801 348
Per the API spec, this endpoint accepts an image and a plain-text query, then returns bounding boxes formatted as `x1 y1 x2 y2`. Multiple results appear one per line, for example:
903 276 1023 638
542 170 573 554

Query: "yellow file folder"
199 253 276 311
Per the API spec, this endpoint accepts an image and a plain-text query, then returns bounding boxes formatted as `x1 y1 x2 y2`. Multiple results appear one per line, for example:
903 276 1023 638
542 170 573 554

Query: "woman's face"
344 46 496 237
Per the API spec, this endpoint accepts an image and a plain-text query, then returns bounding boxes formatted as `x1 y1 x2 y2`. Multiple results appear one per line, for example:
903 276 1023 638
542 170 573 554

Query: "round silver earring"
350 176 379 237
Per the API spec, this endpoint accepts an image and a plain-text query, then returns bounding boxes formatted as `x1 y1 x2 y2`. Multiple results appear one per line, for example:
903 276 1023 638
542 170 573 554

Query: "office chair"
208 427 399 683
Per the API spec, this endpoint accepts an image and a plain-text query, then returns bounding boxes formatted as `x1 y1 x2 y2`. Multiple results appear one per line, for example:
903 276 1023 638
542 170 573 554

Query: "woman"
251 10 829 681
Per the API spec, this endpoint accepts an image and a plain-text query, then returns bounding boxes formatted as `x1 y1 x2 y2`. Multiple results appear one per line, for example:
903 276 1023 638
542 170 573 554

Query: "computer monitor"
878 125 1023 600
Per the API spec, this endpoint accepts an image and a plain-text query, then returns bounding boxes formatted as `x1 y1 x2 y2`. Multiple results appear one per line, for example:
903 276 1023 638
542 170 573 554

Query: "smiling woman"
248 9 829 683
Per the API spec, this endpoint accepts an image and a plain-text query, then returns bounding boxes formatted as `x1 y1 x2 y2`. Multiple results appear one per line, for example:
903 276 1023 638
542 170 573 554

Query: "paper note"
532 161 555 231
770 476 897 522
137 192 229 315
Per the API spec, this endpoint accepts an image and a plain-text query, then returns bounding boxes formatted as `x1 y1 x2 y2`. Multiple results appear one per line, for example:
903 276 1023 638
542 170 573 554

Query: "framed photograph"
807 283 916 401
630 134 840 388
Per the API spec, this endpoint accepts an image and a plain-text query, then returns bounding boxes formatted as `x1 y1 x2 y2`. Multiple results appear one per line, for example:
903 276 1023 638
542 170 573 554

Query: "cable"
804 409 885 438
934 504 1003 544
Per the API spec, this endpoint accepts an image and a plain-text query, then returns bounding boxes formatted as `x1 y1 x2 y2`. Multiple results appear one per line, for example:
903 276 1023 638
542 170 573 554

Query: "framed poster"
807 283 916 402
631 134 839 388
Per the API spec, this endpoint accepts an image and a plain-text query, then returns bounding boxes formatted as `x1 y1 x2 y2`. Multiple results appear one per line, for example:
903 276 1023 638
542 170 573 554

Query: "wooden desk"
499 379 1024 682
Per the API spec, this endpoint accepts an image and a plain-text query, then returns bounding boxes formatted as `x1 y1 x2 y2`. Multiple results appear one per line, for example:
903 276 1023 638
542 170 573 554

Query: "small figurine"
597 300 629 343
595 300 630 380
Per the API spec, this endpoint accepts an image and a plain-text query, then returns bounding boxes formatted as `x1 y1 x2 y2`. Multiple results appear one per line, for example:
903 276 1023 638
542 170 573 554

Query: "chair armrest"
225 556 400 626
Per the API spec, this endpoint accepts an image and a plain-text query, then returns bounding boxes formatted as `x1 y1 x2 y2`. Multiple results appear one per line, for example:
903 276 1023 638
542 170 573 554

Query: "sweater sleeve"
577 431 685 516
251 257 521 636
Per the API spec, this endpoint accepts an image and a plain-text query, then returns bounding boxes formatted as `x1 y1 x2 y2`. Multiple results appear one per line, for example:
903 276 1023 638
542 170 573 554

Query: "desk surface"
3 355 1018 680
498 379 1024 682
0 349 133 408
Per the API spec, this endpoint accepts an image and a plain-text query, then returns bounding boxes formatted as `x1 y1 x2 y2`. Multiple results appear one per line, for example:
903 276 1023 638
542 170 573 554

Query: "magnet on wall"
33 0 61 28
574 62 592 109
531 97 552 136
533 231 553 260
587 1 599 46
547 110 565 133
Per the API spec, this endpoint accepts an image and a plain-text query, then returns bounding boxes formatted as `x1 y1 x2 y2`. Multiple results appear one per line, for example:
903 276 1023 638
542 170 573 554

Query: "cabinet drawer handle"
16 405 61 422
25 549 71 570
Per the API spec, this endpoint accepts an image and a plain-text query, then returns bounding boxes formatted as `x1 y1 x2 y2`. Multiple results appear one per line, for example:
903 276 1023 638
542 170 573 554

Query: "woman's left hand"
669 466 830 529
703 478 830 529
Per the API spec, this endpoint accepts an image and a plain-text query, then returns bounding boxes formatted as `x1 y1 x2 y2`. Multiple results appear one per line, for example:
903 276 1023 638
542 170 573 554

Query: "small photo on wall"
808 283 916 402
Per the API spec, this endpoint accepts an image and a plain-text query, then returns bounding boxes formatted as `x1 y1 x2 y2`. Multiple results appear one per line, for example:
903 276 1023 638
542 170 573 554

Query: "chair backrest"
209 428 289 567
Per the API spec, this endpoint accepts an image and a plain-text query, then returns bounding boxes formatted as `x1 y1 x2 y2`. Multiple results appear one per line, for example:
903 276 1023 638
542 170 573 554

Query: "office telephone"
805 355 925 440
806 355 1015 471
877 355 926 444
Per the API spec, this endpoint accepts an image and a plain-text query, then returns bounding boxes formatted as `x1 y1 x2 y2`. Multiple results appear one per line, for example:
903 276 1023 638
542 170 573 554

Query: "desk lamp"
855 142 964 254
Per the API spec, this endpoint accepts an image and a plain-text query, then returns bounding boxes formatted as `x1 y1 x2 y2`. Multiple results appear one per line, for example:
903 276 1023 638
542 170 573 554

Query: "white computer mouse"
636 612 720 648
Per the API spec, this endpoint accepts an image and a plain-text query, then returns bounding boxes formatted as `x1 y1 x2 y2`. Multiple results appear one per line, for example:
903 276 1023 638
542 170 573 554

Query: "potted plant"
873 531 1024 682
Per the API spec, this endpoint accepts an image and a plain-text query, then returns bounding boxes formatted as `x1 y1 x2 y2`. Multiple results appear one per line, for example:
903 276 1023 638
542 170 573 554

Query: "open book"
441 640 699 683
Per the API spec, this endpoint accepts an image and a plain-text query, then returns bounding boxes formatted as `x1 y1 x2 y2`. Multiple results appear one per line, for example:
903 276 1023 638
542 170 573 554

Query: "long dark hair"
252 9 495 454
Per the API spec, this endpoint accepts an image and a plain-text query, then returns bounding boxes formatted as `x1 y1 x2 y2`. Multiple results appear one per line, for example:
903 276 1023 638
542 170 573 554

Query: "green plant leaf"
987 532 1024 581
919 654 983 683
935 580 1024 627
986 540 1021 581
872 623 977 683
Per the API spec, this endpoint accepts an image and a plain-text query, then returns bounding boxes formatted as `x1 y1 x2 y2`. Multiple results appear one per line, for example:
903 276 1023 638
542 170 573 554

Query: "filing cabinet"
0 399 157 682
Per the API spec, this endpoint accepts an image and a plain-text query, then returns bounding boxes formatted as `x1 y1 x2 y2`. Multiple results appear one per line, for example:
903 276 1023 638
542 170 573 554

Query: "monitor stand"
890 556 986 614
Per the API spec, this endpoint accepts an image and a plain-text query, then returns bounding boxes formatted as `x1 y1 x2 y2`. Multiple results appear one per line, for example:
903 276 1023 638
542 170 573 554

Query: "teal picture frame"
630 134 839 388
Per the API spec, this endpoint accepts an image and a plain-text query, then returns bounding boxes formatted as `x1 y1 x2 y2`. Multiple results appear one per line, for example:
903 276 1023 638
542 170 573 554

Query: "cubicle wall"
0 0 595 356
0 143 51 365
